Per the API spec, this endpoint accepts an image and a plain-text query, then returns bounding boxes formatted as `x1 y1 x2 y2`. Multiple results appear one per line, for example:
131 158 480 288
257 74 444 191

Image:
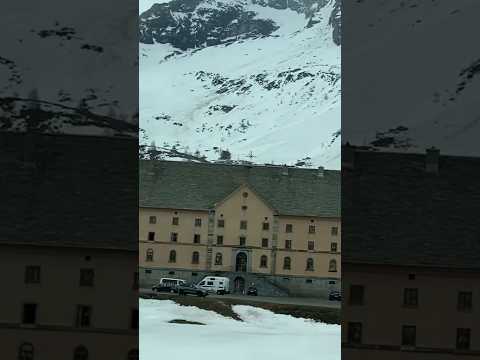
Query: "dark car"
328 290 342 301
246 286 258 296
177 283 208 297
152 284 176 293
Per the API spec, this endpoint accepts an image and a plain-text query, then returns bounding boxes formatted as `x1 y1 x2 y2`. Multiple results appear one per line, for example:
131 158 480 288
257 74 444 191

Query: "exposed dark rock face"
139 0 340 50
139 0 278 50
329 0 341 45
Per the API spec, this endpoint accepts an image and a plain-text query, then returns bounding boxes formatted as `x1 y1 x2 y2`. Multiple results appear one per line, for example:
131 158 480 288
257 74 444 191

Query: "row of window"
144 249 338 272
347 322 472 350
24 266 139 289
21 303 138 329
146 232 338 252
17 343 138 360
348 285 474 311
148 215 339 235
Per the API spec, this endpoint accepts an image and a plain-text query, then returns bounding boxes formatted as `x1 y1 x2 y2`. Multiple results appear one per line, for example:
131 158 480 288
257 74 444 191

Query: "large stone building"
139 160 341 297
0 133 138 359
342 146 480 359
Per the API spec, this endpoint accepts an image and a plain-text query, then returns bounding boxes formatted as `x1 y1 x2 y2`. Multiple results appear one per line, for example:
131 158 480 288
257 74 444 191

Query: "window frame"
403 288 419 308
192 251 200 264
79 268 95 287
401 325 417 347
146 248 154 262
260 255 268 268
24 265 41 284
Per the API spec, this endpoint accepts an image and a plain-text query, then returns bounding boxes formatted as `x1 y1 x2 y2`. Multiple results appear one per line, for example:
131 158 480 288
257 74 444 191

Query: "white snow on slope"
140 299 340 360
140 1 341 168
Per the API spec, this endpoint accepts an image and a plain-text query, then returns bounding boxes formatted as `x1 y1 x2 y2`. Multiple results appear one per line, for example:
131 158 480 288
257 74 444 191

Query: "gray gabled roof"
342 147 480 270
140 160 340 218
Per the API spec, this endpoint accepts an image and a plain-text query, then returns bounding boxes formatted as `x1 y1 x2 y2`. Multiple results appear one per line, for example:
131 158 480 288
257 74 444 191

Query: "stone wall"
139 267 340 298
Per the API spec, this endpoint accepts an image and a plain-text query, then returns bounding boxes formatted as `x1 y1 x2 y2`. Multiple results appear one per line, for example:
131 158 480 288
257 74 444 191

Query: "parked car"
177 283 208 297
246 286 258 296
152 278 186 293
196 276 230 295
328 290 342 301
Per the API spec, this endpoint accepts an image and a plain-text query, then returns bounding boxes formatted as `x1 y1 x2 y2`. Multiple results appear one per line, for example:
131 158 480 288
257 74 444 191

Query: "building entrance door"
235 252 247 272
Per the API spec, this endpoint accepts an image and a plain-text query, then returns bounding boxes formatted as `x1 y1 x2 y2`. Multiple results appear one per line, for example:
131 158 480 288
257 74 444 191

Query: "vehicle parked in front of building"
196 276 230 295
177 283 208 297
152 278 186 293
246 285 258 296
328 290 342 301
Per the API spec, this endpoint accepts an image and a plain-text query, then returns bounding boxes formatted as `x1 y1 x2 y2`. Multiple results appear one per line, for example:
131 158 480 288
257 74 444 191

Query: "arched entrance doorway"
235 252 247 272
234 276 246 294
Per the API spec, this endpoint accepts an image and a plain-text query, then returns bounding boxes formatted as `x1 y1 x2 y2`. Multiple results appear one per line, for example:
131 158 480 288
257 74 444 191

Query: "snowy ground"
140 299 340 360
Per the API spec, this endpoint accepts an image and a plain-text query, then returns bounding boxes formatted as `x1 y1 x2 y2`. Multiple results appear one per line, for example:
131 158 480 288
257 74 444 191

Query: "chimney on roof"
317 166 325 177
426 146 440 174
342 142 355 169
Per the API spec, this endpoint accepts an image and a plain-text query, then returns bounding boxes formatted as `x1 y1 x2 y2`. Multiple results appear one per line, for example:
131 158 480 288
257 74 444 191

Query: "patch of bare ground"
140 293 340 324
168 319 206 325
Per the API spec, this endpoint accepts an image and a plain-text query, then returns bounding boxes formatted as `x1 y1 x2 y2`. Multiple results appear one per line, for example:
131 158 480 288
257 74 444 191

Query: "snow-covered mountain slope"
0 1 138 137
343 0 480 157
140 0 341 168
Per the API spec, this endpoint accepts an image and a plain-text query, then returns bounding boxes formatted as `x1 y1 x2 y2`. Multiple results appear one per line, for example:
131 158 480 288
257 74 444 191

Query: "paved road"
140 288 341 309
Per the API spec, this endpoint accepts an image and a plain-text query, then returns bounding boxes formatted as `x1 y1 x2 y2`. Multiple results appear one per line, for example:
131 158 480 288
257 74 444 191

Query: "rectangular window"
402 325 416 347
170 232 178 242
172 217 179 225
308 225 316 234
285 224 293 233
240 220 248 230
262 238 269 247
348 322 362 344
349 285 364 305
149 216 157 224
131 309 139 329
79 269 95 287
239 236 246 246
403 288 418 307
331 226 338 236
457 328 471 350
22 303 37 324
195 218 202 227
25 266 41 284
148 232 155 241
308 241 314 251
76 305 92 328
458 291 473 312
331 243 338 252
262 222 270 231
285 240 292 249
217 235 224 245
193 234 201 244
217 219 225 228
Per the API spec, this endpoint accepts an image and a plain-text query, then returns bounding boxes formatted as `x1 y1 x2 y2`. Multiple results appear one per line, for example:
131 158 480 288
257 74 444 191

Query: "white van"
152 278 186 293
196 276 230 295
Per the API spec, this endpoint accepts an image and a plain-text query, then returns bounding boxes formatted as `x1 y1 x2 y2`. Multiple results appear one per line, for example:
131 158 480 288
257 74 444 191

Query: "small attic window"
241 206 248 211
242 192 249 198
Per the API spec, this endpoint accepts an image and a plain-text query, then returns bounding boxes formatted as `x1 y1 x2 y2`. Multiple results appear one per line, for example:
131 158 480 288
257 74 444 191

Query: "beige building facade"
342 146 480 358
139 161 341 297
0 244 138 360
